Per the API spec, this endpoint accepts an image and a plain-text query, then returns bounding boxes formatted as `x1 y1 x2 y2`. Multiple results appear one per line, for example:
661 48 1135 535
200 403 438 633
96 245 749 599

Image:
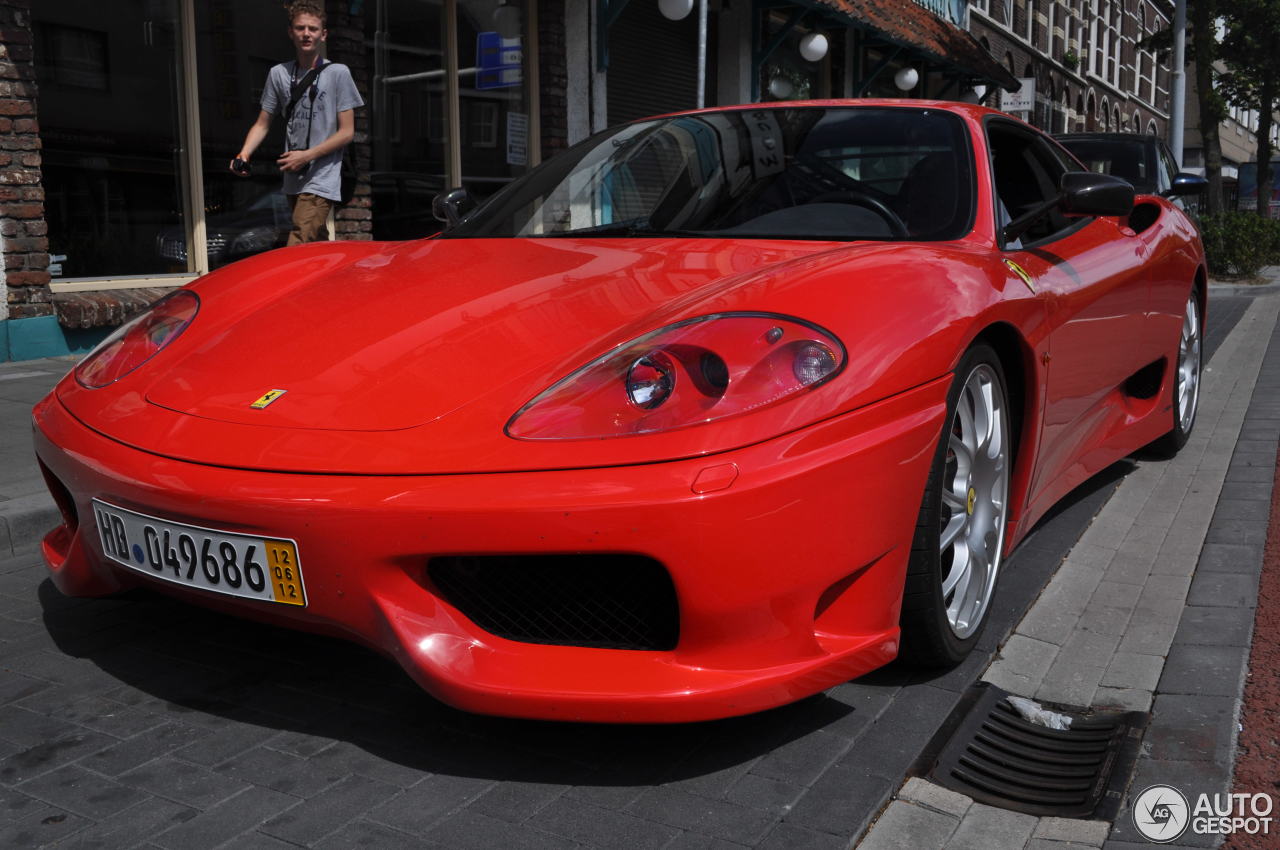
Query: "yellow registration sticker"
266 540 306 605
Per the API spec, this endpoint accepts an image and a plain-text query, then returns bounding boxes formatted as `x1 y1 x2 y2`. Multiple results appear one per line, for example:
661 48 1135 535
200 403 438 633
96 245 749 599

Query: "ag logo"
1133 784 1190 842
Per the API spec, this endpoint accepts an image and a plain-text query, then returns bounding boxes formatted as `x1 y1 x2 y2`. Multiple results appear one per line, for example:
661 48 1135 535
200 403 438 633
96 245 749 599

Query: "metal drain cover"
914 682 1148 819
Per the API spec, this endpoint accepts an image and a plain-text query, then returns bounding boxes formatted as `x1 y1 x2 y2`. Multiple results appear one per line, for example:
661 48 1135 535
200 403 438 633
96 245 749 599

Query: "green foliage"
1197 212 1280 276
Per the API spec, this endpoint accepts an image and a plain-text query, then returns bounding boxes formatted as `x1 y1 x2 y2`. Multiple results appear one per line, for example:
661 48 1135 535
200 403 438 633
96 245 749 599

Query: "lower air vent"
917 682 1148 819
428 554 679 651
38 459 79 532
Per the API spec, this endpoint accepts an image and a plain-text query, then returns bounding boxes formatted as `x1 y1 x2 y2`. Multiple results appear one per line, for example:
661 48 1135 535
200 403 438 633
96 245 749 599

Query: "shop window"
424 93 446 144
469 101 498 148
35 1 188 280
38 24 109 90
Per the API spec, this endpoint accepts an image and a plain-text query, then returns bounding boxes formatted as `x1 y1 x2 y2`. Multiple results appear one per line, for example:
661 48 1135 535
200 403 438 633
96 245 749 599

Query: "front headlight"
75 290 200 388
506 313 845 440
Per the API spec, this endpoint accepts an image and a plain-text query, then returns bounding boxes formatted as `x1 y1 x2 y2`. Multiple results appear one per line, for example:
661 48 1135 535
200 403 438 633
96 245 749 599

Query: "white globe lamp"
894 66 919 92
768 76 795 99
798 32 828 63
658 0 693 21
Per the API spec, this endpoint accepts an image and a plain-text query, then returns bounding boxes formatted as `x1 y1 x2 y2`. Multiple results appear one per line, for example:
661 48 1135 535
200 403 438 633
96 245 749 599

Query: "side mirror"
432 187 476 227
1059 171 1135 217
1163 172 1208 198
1001 172 1135 244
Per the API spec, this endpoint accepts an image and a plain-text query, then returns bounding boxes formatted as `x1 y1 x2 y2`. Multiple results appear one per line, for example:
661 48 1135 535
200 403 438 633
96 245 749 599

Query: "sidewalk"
857 289 1280 848
0 356 75 557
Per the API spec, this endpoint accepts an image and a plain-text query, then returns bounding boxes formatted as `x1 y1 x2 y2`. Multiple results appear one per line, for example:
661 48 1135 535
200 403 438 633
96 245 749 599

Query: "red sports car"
33 101 1206 723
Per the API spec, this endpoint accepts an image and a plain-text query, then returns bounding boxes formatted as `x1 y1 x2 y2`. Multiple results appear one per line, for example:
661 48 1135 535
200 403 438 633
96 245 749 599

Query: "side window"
988 122 1073 248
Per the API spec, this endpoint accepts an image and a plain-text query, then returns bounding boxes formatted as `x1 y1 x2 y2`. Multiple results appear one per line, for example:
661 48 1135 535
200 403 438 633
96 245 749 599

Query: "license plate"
91 499 306 606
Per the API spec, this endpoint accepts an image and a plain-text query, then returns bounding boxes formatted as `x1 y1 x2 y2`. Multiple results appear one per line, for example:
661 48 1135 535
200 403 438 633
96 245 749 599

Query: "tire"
899 344 1011 666
1148 290 1202 457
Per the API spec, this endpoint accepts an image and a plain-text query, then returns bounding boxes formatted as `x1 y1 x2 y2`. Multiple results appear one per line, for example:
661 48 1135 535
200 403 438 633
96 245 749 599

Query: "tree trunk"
1191 0 1225 213
1256 85 1275 218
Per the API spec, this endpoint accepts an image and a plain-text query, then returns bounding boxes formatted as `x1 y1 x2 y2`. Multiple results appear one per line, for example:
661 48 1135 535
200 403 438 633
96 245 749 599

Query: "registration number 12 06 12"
92 499 306 606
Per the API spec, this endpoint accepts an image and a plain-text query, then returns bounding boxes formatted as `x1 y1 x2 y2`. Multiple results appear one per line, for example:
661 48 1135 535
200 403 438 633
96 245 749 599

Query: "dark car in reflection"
157 173 445 268
156 190 292 269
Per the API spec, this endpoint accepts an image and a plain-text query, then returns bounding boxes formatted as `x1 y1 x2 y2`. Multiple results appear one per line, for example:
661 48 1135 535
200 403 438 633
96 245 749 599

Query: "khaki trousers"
286 193 333 245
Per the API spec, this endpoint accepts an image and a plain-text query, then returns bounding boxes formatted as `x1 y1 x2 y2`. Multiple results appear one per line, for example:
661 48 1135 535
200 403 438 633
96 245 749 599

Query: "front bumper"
33 380 947 723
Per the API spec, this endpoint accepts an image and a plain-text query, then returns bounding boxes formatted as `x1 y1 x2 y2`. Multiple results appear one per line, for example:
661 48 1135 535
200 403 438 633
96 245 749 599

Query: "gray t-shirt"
260 60 364 201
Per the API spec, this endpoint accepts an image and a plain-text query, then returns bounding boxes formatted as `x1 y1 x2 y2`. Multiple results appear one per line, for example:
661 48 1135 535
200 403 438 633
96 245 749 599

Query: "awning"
814 0 1020 92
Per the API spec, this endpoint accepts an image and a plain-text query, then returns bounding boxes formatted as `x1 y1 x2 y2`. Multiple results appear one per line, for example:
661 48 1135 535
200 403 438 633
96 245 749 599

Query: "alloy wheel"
1176 294 1202 433
938 363 1009 639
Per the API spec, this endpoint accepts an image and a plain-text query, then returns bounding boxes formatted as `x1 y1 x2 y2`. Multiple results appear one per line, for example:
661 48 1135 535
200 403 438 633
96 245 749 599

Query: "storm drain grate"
915 682 1148 819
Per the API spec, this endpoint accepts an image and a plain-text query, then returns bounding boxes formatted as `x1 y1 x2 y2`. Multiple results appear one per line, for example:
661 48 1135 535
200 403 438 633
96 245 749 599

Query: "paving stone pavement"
0 356 76 559
0 290 1266 849
856 291 1280 850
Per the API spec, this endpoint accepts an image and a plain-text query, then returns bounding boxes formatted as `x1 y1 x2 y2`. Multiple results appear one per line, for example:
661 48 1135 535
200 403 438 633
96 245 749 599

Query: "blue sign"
476 32 522 90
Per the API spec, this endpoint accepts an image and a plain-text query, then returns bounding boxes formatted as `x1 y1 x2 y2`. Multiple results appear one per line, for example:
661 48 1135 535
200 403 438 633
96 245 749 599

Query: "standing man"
231 1 363 245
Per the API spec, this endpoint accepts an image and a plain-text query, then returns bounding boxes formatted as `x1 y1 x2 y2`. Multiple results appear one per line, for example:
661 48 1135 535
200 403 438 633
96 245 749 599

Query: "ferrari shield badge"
250 389 287 409
1003 259 1037 294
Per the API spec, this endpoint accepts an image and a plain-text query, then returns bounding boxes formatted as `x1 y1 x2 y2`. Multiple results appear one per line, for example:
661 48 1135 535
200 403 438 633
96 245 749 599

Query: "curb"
1209 281 1280 296
0 491 57 558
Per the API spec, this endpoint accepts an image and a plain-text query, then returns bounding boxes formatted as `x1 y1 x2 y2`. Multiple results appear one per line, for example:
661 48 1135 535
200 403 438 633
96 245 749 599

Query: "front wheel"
1148 290 1202 457
899 344 1011 665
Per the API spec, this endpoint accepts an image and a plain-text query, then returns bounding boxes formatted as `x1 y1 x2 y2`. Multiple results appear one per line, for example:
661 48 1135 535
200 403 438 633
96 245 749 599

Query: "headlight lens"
506 313 845 440
625 352 676 409
75 290 200 388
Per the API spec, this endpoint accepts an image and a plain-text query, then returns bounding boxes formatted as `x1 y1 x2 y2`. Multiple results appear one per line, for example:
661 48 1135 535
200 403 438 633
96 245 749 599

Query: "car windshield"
444 106 975 241
1057 137 1158 194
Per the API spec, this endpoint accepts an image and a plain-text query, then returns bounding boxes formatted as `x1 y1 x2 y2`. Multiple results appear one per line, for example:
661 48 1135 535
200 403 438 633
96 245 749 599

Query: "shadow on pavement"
36 577 904 788
29 456 1141 791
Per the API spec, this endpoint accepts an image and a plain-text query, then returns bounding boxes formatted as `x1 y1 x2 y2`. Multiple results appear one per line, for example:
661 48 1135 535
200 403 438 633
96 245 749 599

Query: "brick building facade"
967 0 1172 137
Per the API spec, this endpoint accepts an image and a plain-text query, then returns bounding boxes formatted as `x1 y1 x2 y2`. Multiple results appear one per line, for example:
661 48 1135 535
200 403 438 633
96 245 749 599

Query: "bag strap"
284 60 326 124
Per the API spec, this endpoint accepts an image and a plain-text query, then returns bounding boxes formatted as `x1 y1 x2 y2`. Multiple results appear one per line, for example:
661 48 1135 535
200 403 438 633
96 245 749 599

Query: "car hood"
60 236 982 474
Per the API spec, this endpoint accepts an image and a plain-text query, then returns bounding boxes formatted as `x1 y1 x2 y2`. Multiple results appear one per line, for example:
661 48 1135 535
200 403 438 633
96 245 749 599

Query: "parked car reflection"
156 190 291 269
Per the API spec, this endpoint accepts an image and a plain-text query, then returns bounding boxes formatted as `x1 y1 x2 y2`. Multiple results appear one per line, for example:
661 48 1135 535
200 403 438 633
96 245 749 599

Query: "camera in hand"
232 158 251 176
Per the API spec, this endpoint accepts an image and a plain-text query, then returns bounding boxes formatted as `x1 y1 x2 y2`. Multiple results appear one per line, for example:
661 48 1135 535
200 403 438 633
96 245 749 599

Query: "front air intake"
428 554 679 651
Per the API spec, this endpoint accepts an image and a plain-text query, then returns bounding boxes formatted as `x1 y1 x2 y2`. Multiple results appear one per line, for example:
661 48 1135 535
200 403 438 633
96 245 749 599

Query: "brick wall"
326 0 371 240
539 0 567 158
0 0 50 320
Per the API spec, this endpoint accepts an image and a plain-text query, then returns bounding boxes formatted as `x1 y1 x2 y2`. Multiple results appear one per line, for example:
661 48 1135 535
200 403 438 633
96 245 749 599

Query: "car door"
986 120 1152 513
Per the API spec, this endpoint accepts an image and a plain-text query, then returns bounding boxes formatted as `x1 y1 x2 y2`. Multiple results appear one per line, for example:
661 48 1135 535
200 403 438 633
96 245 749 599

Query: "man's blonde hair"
285 1 326 26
